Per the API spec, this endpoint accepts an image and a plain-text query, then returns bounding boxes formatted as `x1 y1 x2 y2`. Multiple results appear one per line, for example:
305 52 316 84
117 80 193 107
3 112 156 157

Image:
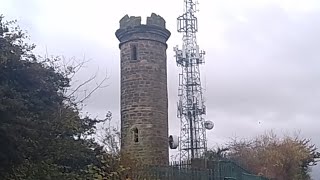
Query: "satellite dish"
169 135 179 149
204 121 214 130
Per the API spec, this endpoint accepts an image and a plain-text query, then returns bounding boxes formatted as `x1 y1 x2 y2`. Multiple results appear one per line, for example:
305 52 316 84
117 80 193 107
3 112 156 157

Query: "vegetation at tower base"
206 131 320 180
0 15 127 179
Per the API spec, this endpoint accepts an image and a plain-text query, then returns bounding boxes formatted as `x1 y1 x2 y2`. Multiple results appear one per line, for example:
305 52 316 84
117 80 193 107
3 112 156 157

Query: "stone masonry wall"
115 13 171 166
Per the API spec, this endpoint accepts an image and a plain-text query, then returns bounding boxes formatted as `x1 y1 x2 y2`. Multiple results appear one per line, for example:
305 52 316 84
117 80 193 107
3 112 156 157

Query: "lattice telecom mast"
173 0 213 162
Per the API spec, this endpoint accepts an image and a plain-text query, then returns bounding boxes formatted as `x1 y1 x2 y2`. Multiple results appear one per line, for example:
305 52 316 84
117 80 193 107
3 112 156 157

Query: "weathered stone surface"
115 13 171 166
119 15 141 29
147 13 166 28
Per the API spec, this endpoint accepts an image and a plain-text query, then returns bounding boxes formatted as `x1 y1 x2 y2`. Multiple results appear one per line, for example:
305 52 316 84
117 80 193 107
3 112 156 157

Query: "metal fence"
129 166 213 180
208 160 268 180
124 160 268 180
242 173 269 180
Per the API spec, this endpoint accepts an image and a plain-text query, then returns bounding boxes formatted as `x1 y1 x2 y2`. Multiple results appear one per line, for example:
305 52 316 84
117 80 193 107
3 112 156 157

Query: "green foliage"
83 152 127 180
224 131 320 180
0 15 123 179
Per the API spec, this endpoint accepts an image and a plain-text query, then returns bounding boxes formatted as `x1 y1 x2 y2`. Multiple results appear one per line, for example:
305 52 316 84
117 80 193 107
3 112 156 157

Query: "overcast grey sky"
1 0 320 177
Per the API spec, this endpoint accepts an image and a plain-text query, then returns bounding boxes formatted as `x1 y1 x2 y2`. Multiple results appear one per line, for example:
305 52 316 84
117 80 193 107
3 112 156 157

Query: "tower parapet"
116 13 170 48
119 15 141 29
146 13 166 28
119 13 166 29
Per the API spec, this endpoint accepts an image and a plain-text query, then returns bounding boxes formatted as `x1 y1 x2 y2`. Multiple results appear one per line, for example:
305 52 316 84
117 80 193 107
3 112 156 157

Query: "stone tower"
115 13 171 166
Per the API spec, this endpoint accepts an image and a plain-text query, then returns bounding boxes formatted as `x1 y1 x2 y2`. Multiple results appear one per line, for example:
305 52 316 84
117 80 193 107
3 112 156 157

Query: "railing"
128 166 214 180
122 159 269 180
207 160 267 180
242 173 269 180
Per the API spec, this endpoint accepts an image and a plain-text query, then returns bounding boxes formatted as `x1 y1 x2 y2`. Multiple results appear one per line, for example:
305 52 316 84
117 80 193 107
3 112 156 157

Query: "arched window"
132 128 139 142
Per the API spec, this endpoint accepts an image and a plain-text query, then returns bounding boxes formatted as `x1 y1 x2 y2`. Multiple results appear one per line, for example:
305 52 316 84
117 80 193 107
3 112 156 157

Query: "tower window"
131 45 138 60
132 128 139 142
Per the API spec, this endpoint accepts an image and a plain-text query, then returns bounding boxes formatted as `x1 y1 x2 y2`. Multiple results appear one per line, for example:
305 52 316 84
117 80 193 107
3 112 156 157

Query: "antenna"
173 0 213 163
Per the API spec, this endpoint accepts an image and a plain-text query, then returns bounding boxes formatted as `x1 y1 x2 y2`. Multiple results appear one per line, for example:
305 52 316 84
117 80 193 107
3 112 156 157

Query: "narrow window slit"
133 128 139 142
131 45 137 60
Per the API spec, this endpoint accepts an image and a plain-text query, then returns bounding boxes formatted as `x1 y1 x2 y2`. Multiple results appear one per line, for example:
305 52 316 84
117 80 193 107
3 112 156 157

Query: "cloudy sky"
1 0 320 177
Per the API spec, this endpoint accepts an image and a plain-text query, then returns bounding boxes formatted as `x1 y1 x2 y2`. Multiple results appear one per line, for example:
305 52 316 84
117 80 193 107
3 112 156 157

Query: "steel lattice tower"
174 0 207 162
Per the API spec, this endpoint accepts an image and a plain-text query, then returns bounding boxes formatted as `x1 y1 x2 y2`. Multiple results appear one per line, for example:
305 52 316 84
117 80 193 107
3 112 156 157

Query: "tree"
0 15 125 179
225 131 320 180
96 111 120 155
203 146 229 160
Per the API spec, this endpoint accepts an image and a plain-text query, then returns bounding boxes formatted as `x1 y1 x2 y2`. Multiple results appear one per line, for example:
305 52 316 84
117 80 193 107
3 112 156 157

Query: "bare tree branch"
67 73 97 98
75 69 109 104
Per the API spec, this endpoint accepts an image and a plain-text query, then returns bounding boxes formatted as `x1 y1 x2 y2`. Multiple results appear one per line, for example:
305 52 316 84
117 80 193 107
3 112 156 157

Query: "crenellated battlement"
119 15 141 29
116 13 170 48
119 13 166 29
146 13 166 28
